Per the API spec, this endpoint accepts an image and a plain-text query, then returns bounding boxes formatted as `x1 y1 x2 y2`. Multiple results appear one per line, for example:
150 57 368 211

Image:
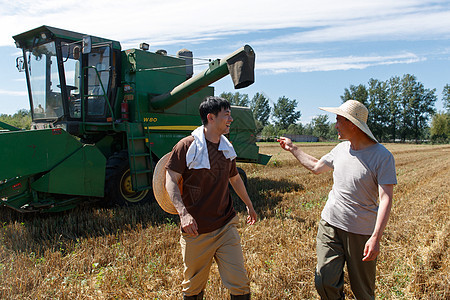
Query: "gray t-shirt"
319 141 397 235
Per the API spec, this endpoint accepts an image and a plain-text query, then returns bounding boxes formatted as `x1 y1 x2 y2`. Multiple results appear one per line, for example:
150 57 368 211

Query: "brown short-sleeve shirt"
166 135 238 234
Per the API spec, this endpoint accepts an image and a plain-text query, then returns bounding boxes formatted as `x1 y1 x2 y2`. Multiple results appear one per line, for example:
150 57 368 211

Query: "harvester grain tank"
0 26 270 212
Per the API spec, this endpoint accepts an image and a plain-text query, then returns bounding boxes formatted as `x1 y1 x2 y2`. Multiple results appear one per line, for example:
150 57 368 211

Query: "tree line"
0 109 31 130
221 74 450 143
1 74 448 143
219 92 338 141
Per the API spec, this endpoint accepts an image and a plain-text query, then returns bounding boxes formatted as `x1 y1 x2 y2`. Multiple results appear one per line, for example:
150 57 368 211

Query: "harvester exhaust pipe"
150 45 255 110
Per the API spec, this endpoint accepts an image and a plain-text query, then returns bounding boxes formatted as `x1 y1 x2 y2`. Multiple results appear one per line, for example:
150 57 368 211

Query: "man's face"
335 115 354 140
209 108 233 135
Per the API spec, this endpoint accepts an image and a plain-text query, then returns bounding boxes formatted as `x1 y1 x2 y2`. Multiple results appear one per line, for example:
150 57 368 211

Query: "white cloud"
256 52 424 73
0 0 449 47
290 12 450 44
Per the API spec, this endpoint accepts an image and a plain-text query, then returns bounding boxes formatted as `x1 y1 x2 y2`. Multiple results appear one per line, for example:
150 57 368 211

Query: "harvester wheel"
237 167 248 187
230 167 248 194
104 151 152 206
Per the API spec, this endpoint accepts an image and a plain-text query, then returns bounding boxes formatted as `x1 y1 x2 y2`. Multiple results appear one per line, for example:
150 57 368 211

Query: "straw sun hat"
152 153 181 215
319 100 378 143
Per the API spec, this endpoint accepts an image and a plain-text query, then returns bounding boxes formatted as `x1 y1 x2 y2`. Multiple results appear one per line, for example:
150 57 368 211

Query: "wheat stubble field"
0 143 449 299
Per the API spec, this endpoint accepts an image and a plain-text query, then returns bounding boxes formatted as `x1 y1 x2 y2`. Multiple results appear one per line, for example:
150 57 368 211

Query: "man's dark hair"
199 96 231 125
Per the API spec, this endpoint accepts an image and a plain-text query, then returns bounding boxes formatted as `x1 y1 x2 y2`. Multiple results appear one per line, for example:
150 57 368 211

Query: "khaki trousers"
180 216 250 296
315 219 376 300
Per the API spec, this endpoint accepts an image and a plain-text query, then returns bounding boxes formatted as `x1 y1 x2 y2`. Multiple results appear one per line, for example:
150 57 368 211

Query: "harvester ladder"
126 123 153 192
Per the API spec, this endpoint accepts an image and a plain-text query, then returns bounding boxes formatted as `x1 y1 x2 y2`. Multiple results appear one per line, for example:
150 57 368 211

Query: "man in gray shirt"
278 100 397 299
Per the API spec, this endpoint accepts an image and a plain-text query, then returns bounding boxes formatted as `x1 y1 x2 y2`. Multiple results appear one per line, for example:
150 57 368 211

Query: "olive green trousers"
315 219 376 300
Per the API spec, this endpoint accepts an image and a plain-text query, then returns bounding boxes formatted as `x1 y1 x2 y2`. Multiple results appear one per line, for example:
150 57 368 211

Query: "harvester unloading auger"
0 26 270 213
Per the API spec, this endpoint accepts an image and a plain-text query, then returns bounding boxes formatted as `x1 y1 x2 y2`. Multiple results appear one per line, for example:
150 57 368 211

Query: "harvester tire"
104 150 152 206
230 167 248 194
237 167 248 187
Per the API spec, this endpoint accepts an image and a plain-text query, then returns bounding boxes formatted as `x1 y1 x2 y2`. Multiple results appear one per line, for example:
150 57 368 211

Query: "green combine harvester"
0 26 270 212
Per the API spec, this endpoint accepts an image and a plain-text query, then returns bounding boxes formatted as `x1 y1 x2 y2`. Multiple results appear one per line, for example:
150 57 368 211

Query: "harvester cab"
13 26 121 134
0 25 270 212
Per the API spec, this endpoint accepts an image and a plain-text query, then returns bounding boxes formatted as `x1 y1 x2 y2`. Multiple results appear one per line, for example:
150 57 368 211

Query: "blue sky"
1 0 449 124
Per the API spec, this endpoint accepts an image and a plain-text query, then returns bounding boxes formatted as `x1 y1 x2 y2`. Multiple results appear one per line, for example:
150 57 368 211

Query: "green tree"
303 123 314 136
430 112 449 143
261 124 277 140
342 74 437 142
250 92 271 133
367 78 389 142
398 74 414 141
219 92 249 107
442 84 450 113
327 122 338 141
0 109 31 130
285 123 304 135
399 74 436 142
341 84 369 106
272 96 301 130
387 76 402 142
312 114 330 139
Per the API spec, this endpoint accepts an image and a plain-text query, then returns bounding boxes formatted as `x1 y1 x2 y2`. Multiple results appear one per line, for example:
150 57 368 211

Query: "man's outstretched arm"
278 137 332 174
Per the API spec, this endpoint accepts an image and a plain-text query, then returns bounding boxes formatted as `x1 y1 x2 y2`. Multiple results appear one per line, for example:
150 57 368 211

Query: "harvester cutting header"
0 26 270 212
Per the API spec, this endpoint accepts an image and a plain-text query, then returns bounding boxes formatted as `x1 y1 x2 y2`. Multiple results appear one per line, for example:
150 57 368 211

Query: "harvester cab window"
61 42 82 119
86 46 111 117
26 41 64 120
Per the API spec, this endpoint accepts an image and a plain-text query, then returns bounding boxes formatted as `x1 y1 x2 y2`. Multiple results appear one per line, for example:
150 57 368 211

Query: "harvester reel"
105 150 152 206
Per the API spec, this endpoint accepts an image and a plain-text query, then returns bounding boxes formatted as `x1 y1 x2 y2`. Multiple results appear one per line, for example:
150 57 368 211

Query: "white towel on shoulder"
186 125 237 169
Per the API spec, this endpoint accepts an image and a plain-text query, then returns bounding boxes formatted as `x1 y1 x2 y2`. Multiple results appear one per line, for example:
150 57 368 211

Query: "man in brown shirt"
166 96 257 300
